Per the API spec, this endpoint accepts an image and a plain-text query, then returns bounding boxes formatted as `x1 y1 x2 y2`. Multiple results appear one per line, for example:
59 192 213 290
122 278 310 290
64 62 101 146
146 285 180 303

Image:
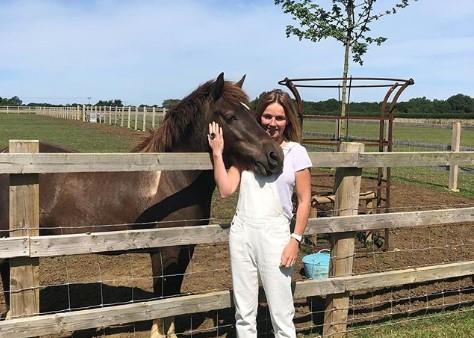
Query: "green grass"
3 113 474 200
0 113 142 152
303 119 474 201
303 120 474 147
361 166 474 200
347 309 474 338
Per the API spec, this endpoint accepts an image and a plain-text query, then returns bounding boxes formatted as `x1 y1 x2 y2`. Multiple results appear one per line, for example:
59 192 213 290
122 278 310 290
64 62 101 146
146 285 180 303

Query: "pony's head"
134 73 283 176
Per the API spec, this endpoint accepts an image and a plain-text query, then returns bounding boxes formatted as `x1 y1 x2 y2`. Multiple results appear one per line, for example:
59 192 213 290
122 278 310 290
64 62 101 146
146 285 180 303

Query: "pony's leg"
149 245 196 338
150 317 176 338
150 250 177 338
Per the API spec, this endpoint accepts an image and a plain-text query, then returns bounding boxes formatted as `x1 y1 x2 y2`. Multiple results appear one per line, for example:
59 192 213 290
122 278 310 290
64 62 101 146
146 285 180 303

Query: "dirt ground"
1 174 473 337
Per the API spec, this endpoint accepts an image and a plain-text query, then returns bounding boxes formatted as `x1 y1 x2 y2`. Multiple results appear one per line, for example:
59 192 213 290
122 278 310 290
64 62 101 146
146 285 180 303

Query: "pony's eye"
222 112 237 122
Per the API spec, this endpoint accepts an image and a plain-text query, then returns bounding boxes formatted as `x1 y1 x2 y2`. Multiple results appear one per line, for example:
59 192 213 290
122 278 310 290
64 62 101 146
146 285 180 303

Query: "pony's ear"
235 74 246 88
212 72 225 101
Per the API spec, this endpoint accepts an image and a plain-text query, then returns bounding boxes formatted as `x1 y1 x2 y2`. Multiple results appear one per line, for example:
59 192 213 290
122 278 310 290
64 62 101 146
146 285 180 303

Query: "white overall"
229 167 296 337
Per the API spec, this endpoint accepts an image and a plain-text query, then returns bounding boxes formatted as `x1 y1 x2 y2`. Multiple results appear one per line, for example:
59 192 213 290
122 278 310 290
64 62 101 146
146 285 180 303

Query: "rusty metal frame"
279 76 414 250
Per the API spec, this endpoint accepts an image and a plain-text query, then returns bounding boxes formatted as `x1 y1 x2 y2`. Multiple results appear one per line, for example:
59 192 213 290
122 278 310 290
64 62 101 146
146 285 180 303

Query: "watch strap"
291 233 302 243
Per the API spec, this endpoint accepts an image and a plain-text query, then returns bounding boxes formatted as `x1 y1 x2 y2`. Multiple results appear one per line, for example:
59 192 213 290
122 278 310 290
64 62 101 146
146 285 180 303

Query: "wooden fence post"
449 122 461 192
152 107 156 129
323 142 364 338
9 140 40 318
134 107 138 130
143 106 147 131
127 106 131 129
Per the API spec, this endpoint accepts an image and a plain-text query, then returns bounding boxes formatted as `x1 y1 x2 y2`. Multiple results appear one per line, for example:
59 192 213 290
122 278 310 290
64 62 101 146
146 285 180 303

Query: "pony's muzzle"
268 151 281 167
265 150 284 175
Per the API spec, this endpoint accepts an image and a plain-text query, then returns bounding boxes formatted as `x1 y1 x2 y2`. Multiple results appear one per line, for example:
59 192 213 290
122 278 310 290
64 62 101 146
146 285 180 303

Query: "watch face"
291 233 302 242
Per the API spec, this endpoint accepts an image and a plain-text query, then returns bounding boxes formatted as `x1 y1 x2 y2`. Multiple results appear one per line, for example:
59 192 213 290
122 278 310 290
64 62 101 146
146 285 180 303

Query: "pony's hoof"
150 318 177 338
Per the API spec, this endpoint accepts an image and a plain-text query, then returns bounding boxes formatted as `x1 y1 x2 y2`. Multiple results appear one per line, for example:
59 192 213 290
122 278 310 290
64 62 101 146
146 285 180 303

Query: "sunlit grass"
0 113 142 152
303 120 474 147
346 309 474 338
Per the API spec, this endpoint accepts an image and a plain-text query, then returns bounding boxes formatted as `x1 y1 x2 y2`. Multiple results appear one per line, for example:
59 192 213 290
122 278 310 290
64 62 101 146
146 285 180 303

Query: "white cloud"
0 0 472 104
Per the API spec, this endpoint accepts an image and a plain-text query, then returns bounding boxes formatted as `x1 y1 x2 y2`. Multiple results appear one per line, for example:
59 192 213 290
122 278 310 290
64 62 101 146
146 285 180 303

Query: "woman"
208 89 312 337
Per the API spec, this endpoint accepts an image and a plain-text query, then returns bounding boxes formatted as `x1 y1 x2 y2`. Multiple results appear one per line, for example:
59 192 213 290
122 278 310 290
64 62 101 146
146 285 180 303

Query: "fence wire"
1 209 472 337
1 117 473 336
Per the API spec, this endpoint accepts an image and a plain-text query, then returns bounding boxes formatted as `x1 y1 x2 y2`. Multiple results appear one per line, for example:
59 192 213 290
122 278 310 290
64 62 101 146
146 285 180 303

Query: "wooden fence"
0 142 473 337
305 121 465 192
0 105 167 131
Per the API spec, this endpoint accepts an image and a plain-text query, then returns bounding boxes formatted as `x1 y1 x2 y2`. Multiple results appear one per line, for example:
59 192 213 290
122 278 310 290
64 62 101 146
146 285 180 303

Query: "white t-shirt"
236 141 312 221
276 141 313 219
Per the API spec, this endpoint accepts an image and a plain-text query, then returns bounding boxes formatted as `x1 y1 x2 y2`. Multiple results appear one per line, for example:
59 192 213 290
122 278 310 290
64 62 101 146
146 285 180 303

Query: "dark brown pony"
0 73 283 336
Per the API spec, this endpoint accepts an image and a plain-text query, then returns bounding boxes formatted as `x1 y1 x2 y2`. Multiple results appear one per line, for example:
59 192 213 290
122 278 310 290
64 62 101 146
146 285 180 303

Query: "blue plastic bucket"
302 250 330 280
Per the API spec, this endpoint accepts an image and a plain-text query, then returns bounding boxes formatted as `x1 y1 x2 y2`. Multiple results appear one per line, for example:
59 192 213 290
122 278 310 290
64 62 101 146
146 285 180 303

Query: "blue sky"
0 0 473 105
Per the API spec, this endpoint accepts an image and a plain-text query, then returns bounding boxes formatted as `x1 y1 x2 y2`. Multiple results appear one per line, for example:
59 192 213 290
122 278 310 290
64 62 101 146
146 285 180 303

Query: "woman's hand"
280 238 299 268
208 121 224 157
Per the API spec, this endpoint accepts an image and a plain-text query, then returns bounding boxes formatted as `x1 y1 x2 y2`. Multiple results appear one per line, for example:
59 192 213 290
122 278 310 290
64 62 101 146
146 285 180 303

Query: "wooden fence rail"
1 151 474 174
1 142 473 338
0 206 472 259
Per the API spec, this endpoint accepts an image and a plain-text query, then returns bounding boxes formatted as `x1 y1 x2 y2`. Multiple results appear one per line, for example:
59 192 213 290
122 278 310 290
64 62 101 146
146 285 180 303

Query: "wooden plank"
310 151 474 168
0 237 29 258
356 151 474 167
9 140 40 318
294 260 474 299
0 261 472 338
324 142 363 338
0 207 471 259
0 291 232 338
2 151 474 174
0 152 214 173
308 207 474 235
29 224 230 257
312 191 375 205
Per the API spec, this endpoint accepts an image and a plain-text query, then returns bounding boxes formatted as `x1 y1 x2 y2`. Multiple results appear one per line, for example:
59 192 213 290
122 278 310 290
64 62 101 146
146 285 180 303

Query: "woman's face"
260 102 287 144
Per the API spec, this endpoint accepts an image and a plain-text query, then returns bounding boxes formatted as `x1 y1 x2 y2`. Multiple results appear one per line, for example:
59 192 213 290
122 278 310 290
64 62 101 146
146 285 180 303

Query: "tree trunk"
339 0 354 143
339 42 350 142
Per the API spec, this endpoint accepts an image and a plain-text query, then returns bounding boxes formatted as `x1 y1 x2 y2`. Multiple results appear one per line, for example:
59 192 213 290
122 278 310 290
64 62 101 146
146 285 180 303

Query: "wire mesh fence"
1 128 474 336
1 199 473 337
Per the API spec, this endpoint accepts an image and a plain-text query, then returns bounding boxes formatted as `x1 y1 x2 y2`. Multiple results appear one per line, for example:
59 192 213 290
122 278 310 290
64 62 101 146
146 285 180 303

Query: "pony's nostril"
268 151 279 167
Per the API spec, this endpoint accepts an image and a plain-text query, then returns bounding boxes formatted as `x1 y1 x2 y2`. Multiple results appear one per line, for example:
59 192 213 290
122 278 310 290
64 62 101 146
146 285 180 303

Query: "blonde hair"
255 89 301 142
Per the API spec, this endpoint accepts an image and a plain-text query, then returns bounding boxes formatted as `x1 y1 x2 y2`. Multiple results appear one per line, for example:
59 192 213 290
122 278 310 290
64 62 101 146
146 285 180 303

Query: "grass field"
303 119 474 148
1 113 473 336
2 113 474 200
303 118 474 200
346 309 474 338
0 113 141 152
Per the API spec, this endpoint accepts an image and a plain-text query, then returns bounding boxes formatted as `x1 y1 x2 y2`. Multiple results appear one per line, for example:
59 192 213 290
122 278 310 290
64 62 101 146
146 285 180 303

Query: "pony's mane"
133 80 249 153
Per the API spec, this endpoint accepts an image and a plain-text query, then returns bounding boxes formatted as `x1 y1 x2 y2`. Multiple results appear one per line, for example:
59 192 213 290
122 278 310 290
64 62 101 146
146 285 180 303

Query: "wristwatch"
290 233 303 243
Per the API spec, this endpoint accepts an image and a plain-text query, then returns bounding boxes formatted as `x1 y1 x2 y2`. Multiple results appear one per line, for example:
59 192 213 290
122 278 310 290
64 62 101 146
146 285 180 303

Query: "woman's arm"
292 168 312 237
208 122 241 198
280 167 312 268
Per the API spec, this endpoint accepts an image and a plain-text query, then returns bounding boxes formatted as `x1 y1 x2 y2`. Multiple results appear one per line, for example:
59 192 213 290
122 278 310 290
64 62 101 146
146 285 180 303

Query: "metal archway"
279 76 414 250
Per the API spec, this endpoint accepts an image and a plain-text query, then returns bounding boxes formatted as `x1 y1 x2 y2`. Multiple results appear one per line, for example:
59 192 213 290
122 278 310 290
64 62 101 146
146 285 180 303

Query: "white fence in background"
0 105 167 131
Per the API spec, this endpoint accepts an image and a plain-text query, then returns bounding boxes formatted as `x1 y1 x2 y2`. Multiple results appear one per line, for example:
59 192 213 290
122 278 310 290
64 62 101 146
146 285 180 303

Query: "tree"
95 99 123 106
0 96 22 106
275 0 416 139
162 99 181 109
447 94 474 113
